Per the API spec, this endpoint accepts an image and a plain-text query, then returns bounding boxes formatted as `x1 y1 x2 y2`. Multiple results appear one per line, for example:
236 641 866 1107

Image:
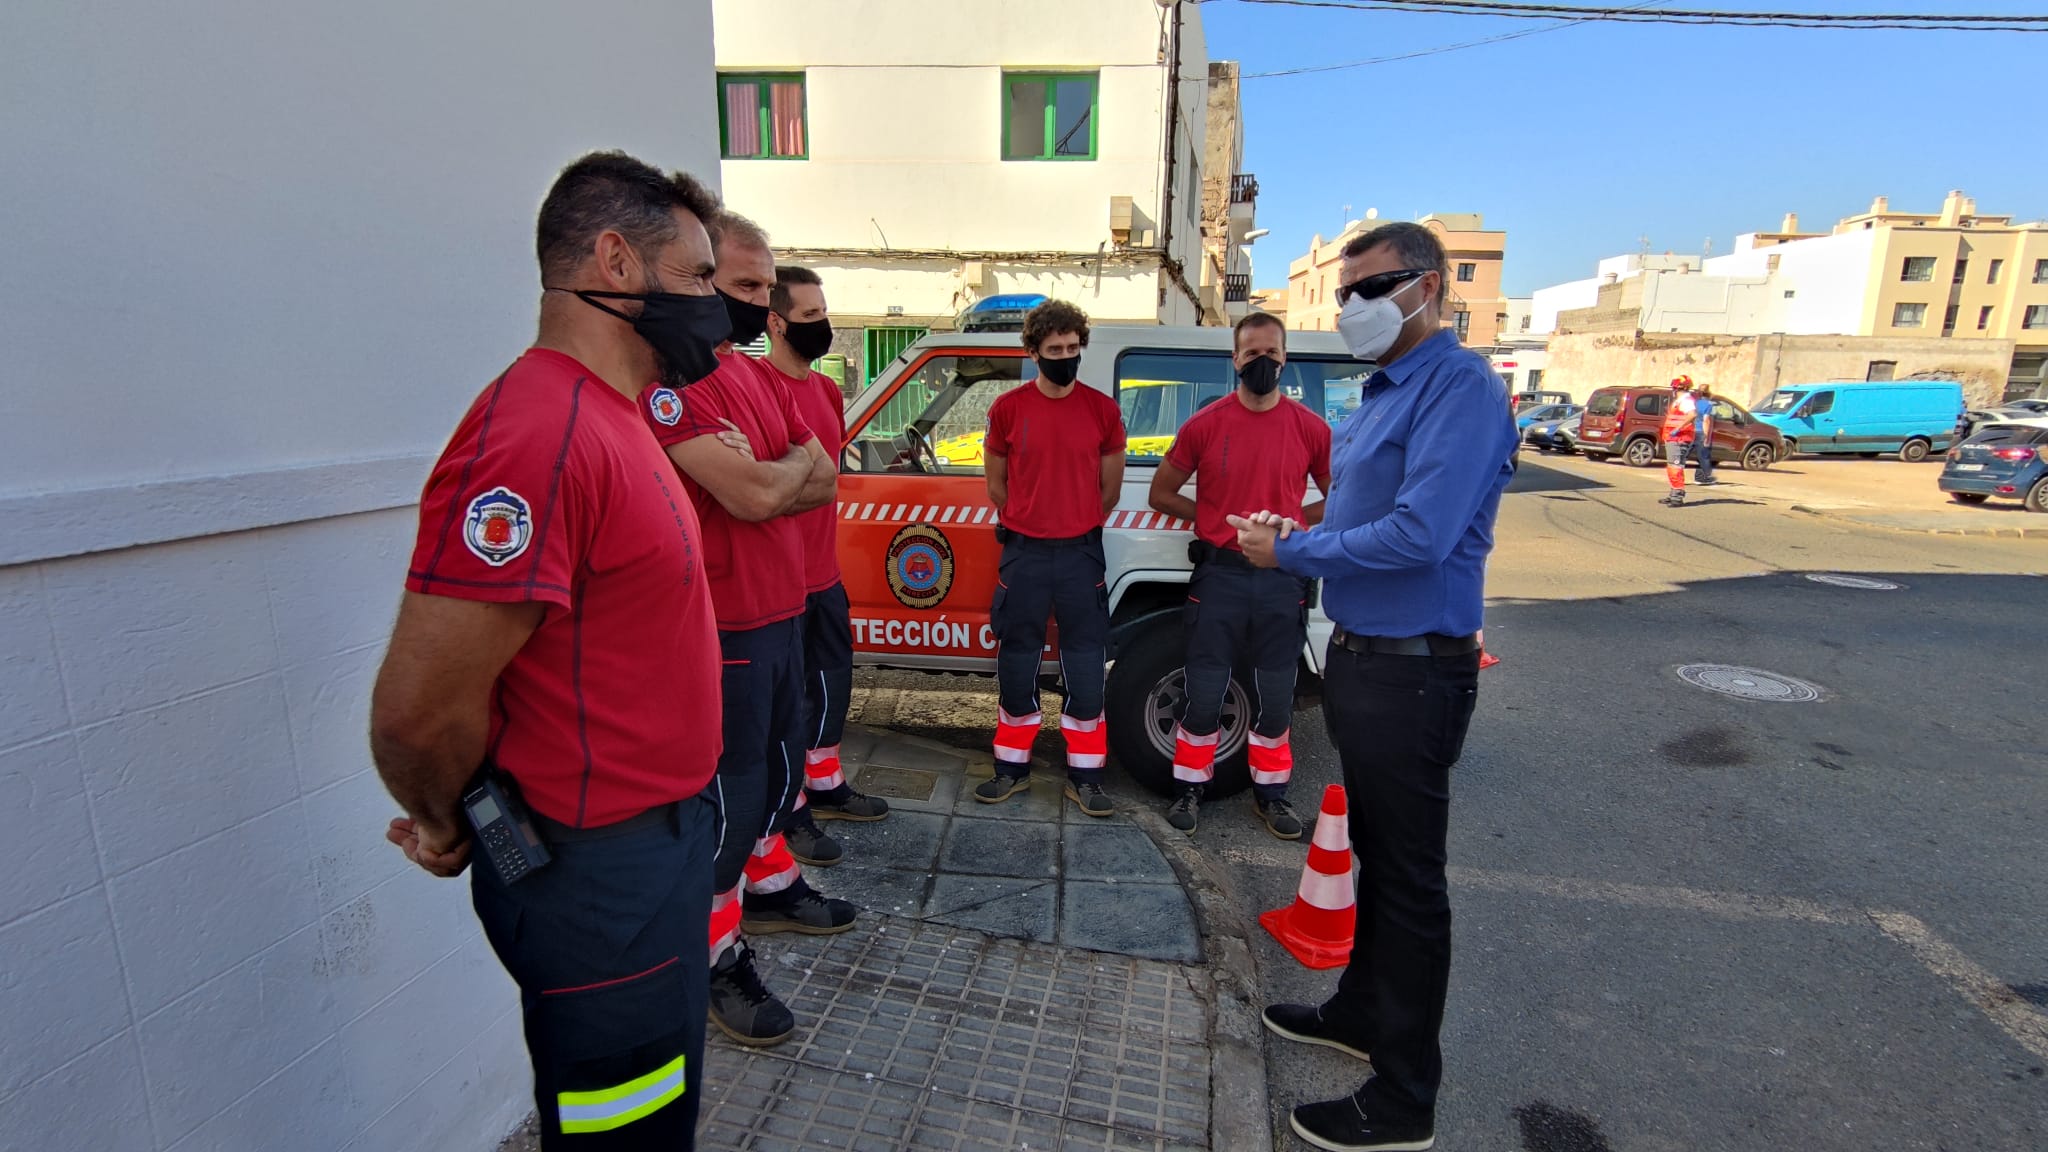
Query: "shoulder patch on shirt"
464 486 534 567
647 386 684 426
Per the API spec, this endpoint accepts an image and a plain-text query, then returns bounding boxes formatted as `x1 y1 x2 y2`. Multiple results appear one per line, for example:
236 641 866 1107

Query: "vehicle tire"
1782 438 1799 456
1623 437 1659 468
1899 438 1931 463
2026 478 2048 514
1741 441 1775 471
1105 622 1252 799
1950 492 1989 505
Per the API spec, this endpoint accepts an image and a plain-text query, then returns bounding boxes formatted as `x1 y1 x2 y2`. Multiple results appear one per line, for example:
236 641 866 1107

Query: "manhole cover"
1804 573 1902 591
856 765 937 801
1675 664 1822 703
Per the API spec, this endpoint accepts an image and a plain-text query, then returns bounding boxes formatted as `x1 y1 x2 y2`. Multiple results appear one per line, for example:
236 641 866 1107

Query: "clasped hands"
1224 510 1304 569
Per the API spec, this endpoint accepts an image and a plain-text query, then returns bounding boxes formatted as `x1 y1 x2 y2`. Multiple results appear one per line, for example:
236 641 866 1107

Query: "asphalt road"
860 452 2048 1151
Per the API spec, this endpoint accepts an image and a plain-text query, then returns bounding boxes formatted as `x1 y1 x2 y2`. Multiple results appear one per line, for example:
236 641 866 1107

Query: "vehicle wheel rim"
1143 669 1250 764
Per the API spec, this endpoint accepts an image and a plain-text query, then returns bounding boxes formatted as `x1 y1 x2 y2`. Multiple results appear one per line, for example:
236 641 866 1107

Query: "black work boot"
1064 777 1113 817
1166 785 1202 832
974 771 1031 804
1256 794 1304 840
808 784 890 822
708 942 796 1047
783 811 843 867
741 883 857 936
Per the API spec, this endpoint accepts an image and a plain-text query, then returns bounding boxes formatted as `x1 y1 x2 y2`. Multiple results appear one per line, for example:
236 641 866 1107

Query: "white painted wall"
714 0 1208 324
1705 229 1878 335
1531 254 1701 335
0 3 719 1150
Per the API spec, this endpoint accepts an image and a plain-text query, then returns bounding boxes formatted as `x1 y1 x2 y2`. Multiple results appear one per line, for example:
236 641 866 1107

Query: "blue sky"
1200 0 2048 295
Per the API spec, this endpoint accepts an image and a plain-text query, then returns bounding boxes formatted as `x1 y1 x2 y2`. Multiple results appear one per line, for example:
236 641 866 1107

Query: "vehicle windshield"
1584 391 1622 417
1753 390 1806 415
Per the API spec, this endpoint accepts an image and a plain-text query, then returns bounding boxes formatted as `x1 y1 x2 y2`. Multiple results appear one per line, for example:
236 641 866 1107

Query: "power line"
1242 0 1673 76
1231 0 2048 32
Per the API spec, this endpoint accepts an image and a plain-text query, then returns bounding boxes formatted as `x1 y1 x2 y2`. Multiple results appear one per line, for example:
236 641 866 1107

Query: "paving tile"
850 760 959 815
863 741 971 775
906 1086 1064 1151
812 861 931 919
1060 881 1203 964
953 768 1063 822
828 809 946 870
925 876 1056 944
1062 822 1180 884
942 815 1057 879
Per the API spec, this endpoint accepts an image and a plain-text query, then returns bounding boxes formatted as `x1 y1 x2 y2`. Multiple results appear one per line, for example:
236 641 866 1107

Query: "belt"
1194 544 1255 570
999 526 1102 547
1329 629 1480 658
533 801 680 844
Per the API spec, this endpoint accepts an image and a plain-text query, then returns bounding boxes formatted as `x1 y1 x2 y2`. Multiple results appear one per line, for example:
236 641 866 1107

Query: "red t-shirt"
406 348 722 827
641 353 815 631
1166 394 1333 550
984 381 1128 539
761 359 846 594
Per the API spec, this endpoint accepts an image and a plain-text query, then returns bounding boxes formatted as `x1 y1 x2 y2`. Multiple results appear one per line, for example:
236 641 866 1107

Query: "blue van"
1750 381 1964 462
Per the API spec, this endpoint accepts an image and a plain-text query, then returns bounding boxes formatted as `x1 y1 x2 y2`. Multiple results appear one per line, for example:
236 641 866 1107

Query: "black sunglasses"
1336 268 1431 307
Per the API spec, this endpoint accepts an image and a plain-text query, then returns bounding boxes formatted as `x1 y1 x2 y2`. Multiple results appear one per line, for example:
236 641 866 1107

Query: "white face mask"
1336 279 1428 362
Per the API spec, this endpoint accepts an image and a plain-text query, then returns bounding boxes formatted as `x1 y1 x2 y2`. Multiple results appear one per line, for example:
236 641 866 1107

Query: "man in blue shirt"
1231 221 1517 1152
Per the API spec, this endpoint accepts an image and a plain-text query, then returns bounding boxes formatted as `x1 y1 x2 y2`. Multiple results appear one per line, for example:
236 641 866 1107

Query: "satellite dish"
1365 208 1379 220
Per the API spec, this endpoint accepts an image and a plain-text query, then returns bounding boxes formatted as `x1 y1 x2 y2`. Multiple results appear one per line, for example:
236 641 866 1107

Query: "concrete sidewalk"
1792 502 2048 538
689 723 1273 1152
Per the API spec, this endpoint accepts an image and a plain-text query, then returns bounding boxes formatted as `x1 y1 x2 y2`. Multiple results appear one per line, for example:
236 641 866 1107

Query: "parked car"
1515 402 1580 431
1938 423 2048 512
1961 400 2048 440
1526 412 1581 454
1577 386 1781 470
1513 390 1573 411
1749 380 1963 461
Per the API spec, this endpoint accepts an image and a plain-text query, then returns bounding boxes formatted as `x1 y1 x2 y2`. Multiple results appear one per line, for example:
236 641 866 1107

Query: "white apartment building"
1 3 720 1150
1527 253 1702 335
713 0 1223 385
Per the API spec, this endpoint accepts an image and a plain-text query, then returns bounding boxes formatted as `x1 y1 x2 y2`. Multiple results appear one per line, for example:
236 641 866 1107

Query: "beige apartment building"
1285 213 1508 346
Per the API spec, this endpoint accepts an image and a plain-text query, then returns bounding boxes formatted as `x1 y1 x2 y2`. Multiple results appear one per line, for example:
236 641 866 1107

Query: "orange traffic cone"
1477 628 1500 669
1259 784 1355 970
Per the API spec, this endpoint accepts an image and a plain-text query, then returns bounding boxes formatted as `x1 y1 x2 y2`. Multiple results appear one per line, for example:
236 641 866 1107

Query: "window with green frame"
1002 72 1097 161
719 73 807 159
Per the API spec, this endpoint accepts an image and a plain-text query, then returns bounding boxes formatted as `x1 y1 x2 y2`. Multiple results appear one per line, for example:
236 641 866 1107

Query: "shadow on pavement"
1508 458 1614 495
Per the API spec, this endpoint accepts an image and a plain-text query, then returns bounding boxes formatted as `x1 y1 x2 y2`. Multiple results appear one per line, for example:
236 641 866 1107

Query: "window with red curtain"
720 74 806 159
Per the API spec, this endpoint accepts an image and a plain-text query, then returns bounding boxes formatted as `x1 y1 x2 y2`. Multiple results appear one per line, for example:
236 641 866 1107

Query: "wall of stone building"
1543 332 2014 408
0 3 719 1150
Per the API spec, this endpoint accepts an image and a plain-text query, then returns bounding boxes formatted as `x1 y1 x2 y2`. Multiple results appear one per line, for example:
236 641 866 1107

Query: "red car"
1576 386 1782 471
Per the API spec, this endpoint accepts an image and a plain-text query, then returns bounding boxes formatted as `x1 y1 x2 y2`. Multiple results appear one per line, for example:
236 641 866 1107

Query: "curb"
1126 803 1274 1152
1791 503 2046 539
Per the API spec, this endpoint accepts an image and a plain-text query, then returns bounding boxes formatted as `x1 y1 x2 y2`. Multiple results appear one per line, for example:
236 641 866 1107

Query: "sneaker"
973 772 1030 804
1660 492 1685 507
1289 1090 1433 1152
1064 779 1114 818
783 816 843 867
1165 786 1202 832
1695 476 1719 486
1261 1003 1371 1063
742 886 857 935
809 787 890 822
708 944 796 1047
1256 795 1304 840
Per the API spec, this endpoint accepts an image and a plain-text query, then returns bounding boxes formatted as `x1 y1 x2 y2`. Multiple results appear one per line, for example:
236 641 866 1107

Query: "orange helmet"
1669 374 1693 390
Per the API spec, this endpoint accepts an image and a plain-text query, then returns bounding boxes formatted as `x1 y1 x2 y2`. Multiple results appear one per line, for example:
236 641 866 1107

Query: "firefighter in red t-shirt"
1149 313 1331 839
372 152 730 1148
640 212 855 1048
975 301 1128 816
760 266 892 846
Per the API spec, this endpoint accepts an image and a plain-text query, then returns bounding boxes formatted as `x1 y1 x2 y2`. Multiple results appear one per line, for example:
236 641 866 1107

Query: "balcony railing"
1230 173 1259 204
1224 273 1251 303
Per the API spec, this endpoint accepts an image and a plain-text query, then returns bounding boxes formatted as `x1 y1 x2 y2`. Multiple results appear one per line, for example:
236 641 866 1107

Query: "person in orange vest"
1660 374 1700 507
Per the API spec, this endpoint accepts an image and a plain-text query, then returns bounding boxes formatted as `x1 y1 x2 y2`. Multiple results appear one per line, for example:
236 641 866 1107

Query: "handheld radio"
462 768 551 884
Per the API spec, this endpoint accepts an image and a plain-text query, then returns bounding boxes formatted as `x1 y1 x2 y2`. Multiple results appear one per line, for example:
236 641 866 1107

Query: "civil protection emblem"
885 524 955 609
647 386 684 426
464 486 533 567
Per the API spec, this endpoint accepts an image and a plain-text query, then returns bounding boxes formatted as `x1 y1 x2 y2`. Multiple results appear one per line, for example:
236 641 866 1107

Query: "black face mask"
720 289 771 346
777 315 835 363
1036 354 1081 388
567 288 729 387
1239 355 1282 396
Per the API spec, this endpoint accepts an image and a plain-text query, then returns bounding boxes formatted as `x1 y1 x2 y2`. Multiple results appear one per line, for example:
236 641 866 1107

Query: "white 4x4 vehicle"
834 326 1373 798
